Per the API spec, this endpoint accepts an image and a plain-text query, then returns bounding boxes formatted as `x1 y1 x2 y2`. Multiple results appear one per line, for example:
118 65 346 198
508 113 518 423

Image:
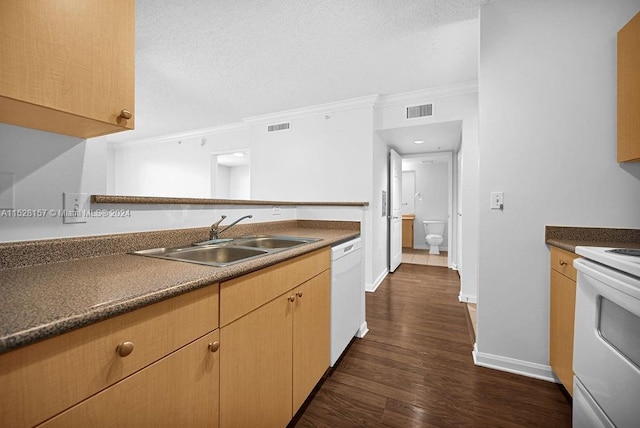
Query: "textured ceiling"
107 0 483 143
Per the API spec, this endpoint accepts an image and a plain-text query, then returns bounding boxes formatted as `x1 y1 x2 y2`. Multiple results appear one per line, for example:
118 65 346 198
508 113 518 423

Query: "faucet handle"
212 215 227 228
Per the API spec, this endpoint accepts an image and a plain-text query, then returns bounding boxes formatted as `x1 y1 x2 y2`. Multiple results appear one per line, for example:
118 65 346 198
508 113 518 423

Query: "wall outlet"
63 192 90 224
490 192 504 210
272 206 281 216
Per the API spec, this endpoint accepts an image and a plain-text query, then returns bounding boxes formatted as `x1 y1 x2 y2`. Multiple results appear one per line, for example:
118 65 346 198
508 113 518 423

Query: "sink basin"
133 245 268 267
231 236 319 249
132 235 321 267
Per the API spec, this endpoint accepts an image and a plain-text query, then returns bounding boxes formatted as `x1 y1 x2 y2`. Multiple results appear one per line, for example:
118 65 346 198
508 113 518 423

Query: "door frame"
401 151 454 269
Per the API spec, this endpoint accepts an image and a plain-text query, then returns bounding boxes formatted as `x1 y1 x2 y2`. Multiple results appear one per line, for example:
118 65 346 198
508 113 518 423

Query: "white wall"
402 159 449 250
0 124 107 241
215 165 231 198
108 126 250 197
250 108 373 202
476 0 640 379
370 131 390 291
229 165 250 199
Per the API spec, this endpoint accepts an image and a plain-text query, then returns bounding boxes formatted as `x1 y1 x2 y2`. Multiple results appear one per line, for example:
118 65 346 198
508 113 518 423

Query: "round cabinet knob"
208 341 220 353
296 291 303 298
288 295 296 303
559 260 567 266
119 109 133 120
116 341 135 357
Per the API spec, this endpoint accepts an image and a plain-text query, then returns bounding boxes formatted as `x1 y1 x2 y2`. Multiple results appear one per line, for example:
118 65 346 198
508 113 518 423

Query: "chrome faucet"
210 214 253 239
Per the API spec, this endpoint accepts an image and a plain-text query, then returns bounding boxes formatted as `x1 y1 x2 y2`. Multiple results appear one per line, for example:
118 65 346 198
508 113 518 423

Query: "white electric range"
573 246 640 428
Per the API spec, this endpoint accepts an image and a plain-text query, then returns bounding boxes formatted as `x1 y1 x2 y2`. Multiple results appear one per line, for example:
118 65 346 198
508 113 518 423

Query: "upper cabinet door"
0 0 135 138
618 11 640 162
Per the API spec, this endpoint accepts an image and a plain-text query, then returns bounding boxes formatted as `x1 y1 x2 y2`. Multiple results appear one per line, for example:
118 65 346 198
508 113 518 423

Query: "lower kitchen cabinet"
0 284 219 427
40 331 220 427
549 246 578 396
220 293 293 427
292 271 331 412
219 248 331 427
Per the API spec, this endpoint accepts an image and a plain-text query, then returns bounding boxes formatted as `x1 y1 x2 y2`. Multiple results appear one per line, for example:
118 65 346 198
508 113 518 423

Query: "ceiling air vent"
406 103 433 119
267 122 291 133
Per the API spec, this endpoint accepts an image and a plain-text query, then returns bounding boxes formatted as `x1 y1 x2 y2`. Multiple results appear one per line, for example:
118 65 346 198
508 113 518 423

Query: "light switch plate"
63 192 90 224
490 192 504 210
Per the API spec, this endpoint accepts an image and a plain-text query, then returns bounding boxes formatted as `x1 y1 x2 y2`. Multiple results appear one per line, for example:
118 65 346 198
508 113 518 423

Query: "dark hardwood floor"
294 263 572 427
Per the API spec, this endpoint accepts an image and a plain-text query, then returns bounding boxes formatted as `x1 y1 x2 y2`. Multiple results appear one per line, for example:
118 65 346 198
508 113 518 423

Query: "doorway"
401 152 453 268
210 149 251 199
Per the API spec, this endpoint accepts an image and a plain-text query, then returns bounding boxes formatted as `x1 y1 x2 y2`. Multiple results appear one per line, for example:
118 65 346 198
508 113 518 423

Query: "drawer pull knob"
116 341 135 357
559 260 567 266
119 109 133 120
208 341 220 353
296 291 303 298
288 295 296 303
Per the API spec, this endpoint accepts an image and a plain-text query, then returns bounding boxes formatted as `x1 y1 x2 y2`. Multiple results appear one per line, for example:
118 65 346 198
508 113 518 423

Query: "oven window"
598 297 640 369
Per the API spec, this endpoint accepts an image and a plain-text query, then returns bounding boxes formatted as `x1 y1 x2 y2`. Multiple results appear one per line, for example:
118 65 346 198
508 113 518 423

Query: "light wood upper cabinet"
0 0 135 138
618 12 640 162
549 246 578 396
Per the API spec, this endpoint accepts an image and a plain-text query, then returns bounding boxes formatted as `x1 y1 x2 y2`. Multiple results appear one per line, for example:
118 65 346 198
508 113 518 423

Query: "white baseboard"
356 321 369 338
458 293 477 304
472 344 559 383
366 269 388 292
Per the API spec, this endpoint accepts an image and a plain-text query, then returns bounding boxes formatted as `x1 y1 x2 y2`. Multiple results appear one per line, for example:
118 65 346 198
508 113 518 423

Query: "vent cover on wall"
267 122 291 132
406 103 433 119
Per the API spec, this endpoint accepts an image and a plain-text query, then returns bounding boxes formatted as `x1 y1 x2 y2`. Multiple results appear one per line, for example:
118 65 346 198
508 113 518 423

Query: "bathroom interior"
401 153 450 267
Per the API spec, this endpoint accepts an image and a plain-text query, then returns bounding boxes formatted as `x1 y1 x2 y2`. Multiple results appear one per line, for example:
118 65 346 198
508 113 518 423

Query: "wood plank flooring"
293 263 572 427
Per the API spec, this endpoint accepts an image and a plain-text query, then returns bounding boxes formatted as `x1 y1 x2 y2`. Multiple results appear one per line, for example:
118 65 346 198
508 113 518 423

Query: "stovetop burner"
606 248 640 257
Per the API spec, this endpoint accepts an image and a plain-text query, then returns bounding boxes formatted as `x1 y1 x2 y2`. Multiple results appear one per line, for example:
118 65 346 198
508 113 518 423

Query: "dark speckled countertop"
545 225 640 253
0 223 359 355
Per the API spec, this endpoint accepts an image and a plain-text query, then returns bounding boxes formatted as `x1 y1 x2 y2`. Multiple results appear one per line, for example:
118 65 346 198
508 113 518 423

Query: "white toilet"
423 220 445 255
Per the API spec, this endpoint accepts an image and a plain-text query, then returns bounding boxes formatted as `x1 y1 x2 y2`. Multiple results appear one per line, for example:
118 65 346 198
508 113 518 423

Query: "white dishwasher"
330 237 363 366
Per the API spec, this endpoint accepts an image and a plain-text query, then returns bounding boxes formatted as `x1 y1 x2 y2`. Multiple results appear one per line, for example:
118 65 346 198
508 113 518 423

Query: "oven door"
574 258 640 428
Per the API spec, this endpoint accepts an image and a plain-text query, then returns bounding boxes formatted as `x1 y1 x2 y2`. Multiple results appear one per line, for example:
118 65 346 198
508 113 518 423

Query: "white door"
456 151 463 273
389 149 402 272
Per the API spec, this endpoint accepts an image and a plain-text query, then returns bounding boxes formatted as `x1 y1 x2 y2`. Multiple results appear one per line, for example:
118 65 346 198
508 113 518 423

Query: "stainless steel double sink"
132 235 320 267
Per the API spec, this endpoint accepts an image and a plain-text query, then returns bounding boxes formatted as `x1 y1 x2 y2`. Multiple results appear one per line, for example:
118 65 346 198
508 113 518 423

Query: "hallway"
294 263 572 427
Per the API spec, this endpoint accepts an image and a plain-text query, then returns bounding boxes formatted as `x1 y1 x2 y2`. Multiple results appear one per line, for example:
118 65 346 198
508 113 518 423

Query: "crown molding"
107 122 249 147
242 94 380 125
375 81 478 109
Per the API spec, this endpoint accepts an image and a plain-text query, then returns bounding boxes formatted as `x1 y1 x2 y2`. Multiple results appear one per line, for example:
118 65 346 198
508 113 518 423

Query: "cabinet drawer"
40 331 220 428
550 246 578 281
220 247 330 326
0 284 218 428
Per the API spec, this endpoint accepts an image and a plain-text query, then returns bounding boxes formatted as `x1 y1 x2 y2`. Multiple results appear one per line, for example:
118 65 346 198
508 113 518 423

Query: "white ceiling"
376 120 463 156
107 0 482 144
